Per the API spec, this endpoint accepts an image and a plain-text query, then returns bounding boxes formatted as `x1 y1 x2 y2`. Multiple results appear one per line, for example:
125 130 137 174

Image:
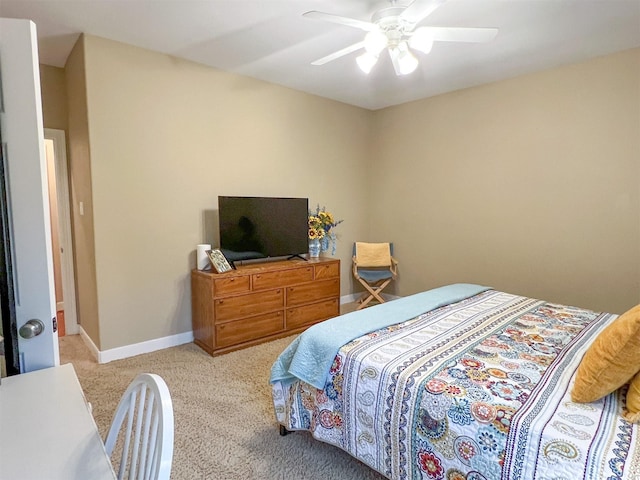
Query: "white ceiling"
1 0 639 110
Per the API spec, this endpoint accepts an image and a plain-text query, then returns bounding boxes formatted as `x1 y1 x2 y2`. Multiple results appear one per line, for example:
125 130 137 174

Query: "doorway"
44 128 78 336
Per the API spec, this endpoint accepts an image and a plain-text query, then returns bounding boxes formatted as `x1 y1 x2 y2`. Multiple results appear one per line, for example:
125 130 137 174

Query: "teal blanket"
269 283 490 389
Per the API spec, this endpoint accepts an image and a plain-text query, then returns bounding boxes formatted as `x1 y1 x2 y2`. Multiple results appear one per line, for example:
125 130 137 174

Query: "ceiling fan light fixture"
356 52 378 74
409 27 434 54
390 42 418 75
398 52 418 75
363 29 388 55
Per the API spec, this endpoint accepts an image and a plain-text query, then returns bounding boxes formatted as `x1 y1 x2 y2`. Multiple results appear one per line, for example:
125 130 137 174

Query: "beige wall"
65 35 101 346
46 37 639 351
39 64 68 131
370 49 640 314
81 35 370 350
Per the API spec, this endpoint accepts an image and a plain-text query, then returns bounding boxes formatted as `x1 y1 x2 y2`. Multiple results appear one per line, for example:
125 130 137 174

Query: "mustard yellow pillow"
624 371 640 423
571 304 640 403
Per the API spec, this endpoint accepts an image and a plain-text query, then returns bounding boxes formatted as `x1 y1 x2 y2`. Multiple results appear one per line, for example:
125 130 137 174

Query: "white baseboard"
340 293 360 304
78 326 194 364
382 293 401 301
78 326 100 361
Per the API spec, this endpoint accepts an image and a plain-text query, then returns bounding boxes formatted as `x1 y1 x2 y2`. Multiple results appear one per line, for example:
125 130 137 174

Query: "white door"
0 18 59 372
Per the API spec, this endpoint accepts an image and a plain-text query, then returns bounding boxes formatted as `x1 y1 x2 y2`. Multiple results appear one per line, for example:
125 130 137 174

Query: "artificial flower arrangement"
308 205 343 255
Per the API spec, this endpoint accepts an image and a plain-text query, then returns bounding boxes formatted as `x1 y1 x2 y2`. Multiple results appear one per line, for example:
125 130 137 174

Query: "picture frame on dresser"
207 249 233 273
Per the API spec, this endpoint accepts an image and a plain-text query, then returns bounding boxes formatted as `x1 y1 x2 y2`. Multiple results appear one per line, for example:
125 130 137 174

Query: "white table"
0 363 117 480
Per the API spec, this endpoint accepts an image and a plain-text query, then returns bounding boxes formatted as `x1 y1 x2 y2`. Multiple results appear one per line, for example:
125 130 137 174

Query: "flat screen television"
218 196 309 263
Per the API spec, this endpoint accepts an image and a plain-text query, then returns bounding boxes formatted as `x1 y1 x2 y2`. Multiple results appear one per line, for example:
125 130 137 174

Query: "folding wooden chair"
352 242 398 310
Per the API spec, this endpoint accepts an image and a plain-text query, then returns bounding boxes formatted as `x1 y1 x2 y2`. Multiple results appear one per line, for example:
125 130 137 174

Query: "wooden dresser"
191 258 340 356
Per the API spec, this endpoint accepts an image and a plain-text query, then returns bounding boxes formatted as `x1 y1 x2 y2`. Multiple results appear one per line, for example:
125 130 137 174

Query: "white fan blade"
400 0 447 25
423 26 498 42
389 48 403 76
311 41 366 66
303 11 377 31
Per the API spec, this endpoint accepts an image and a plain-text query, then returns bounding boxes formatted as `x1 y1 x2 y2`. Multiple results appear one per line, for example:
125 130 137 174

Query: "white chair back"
104 373 174 480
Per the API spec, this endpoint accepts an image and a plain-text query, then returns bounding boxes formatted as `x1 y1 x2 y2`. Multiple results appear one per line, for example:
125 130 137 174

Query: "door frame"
44 128 78 335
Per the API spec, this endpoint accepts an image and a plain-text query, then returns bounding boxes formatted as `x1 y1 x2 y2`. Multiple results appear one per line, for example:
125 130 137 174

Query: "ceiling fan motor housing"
371 7 415 48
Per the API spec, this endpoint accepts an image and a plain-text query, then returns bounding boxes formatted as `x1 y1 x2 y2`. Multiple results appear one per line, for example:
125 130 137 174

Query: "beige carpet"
60 333 386 480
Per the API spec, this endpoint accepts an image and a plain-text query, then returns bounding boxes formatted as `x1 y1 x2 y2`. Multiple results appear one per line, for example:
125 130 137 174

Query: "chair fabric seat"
358 269 394 282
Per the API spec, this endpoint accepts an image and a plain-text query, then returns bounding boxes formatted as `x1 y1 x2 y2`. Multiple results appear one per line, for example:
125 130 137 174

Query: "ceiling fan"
303 0 498 76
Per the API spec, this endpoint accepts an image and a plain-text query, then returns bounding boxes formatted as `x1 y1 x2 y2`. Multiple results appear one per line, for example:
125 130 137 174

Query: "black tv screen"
218 196 309 262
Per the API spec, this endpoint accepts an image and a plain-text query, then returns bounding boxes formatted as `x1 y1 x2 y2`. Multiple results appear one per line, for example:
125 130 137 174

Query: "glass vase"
320 236 329 254
308 238 320 258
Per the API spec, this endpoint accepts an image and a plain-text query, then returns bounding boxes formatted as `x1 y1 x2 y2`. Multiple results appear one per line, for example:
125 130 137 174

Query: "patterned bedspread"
272 289 640 480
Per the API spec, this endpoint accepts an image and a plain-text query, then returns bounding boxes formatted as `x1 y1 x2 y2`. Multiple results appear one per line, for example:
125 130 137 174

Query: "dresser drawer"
286 278 340 307
287 298 339 330
253 266 314 290
215 311 284 348
314 262 339 280
213 275 250 296
215 288 284 322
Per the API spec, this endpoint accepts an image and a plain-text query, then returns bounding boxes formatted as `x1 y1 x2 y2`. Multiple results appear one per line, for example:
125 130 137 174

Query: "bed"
270 284 640 480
